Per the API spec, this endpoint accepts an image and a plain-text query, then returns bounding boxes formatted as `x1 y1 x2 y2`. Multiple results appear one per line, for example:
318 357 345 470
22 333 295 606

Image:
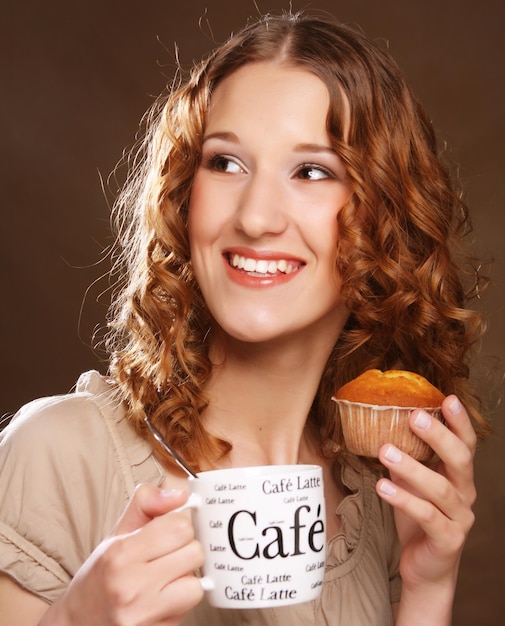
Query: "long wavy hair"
106 12 489 472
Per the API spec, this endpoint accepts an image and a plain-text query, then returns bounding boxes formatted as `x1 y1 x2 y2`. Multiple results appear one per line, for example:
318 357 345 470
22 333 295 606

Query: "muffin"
332 369 445 461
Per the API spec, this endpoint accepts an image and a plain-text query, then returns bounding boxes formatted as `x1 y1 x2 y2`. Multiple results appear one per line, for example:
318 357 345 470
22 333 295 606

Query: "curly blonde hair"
106 12 488 472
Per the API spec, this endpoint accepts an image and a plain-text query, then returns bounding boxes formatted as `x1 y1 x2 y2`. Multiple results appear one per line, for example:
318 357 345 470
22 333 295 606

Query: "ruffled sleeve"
0 371 162 603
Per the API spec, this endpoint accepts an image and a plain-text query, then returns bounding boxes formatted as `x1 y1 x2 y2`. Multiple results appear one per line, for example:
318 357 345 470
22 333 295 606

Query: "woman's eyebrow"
202 131 239 144
202 135 337 156
294 143 336 155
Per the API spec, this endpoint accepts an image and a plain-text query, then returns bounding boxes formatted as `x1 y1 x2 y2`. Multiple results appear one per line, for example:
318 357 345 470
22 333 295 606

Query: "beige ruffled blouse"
0 371 401 624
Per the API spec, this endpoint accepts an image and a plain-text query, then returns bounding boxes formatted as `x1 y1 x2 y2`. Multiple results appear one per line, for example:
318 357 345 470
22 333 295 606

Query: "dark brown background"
1 1 504 623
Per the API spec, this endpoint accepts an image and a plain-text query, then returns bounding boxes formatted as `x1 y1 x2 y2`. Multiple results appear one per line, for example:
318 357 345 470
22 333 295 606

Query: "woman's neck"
201 333 336 468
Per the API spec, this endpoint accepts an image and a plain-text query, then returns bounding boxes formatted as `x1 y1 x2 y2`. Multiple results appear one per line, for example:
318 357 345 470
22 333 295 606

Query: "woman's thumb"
113 484 188 535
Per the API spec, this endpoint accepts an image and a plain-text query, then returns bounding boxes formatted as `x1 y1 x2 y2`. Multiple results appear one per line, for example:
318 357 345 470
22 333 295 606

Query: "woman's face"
188 61 352 346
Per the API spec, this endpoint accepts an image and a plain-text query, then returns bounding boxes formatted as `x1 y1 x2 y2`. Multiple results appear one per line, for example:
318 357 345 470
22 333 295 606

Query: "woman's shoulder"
0 370 158 499
2 370 121 440
2 371 137 462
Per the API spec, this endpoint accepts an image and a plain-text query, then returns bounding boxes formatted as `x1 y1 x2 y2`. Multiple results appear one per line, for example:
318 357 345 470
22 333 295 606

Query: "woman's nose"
234 172 289 239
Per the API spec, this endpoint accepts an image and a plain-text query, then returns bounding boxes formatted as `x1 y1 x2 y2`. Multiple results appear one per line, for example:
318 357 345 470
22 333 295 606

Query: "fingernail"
379 480 397 496
160 488 184 498
384 445 402 463
200 576 215 591
449 396 462 414
174 492 203 512
414 410 431 430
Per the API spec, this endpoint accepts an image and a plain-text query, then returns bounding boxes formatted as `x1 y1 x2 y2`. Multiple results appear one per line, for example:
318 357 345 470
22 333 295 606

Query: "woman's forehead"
205 60 350 141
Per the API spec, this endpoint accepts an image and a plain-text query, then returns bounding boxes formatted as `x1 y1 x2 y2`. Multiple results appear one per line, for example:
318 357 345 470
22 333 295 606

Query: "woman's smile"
228 254 302 277
223 248 305 286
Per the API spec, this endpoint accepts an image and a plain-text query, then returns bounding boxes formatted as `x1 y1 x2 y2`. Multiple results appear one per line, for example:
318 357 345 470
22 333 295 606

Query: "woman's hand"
376 395 477 624
41 485 205 626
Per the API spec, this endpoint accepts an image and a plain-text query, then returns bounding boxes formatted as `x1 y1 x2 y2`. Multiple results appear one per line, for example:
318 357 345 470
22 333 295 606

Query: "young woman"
0 12 487 626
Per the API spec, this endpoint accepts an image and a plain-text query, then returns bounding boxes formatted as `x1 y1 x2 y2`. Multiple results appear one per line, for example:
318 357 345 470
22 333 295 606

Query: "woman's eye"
295 164 334 181
207 154 243 174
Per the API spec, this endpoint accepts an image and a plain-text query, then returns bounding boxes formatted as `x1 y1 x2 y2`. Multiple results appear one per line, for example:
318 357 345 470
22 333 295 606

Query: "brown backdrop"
1 1 504 623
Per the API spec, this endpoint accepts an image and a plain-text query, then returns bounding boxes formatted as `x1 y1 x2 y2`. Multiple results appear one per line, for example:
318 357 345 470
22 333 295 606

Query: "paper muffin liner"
333 399 443 461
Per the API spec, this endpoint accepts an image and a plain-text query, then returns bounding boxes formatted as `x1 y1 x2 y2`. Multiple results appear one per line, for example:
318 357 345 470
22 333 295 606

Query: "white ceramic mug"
186 464 326 609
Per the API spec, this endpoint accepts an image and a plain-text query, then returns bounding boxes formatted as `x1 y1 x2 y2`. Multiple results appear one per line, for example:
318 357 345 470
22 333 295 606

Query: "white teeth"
229 255 297 275
244 258 257 272
256 260 269 273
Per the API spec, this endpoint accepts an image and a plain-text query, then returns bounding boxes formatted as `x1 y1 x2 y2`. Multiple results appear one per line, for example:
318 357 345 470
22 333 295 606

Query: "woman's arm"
0 574 49 626
377 395 477 626
0 486 204 626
